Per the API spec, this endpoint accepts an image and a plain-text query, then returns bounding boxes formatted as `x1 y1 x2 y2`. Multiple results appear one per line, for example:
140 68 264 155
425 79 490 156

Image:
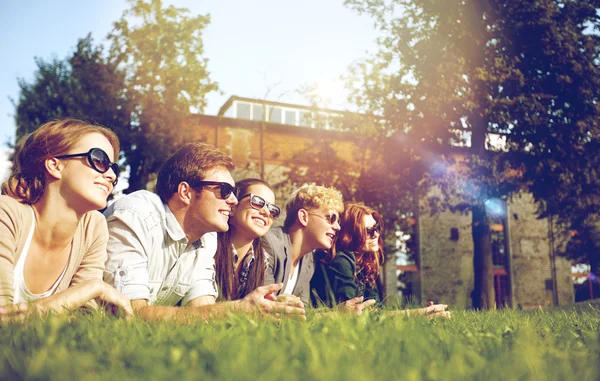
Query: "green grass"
1 305 599 381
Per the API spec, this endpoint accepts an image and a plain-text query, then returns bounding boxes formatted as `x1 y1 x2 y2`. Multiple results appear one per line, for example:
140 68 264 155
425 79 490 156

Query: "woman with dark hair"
311 202 450 318
311 202 384 306
0 119 133 321
216 178 301 304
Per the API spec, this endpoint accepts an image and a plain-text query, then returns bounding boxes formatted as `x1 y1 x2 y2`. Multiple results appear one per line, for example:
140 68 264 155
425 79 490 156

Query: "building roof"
217 95 348 117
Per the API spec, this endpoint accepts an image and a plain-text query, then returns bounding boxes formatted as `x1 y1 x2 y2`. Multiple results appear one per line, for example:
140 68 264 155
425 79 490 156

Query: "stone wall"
419 191 475 308
508 194 573 309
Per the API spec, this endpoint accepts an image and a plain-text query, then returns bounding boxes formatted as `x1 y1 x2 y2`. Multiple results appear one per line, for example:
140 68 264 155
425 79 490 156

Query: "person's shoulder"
0 195 28 215
265 226 284 237
264 226 288 243
0 195 31 231
329 250 356 269
200 232 217 253
82 209 107 226
104 190 164 219
333 249 355 261
262 227 287 259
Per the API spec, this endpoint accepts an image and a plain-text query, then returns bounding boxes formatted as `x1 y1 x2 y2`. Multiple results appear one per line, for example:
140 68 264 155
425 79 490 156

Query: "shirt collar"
163 203 206 249
163 202 189 243
231 243 255 265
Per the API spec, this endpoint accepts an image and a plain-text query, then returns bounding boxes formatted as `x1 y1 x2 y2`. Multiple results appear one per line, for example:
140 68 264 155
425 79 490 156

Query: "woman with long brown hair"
215 178 282 300
311 202 384 306
0 119 132 321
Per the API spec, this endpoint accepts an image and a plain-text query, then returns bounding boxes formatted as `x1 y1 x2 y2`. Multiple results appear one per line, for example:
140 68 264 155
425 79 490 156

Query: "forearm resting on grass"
0 279 133 322
132 283 306 322
35 279 133 316
384 304 451 319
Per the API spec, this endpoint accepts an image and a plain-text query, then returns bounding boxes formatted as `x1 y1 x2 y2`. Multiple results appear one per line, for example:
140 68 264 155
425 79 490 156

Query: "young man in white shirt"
104 142 304 321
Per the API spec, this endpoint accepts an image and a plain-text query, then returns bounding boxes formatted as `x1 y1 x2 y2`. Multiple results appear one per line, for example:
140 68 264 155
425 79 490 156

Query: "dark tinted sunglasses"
308 212 340 225
366 222 381 239
240 193 281 219
192 181 238 200
56 148 120 186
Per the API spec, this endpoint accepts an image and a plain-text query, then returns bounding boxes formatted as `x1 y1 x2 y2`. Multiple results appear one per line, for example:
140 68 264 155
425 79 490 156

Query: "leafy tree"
14 0 217 193
14 35 131 149
344 0 600 307
108 0 217 191
13 35 131 197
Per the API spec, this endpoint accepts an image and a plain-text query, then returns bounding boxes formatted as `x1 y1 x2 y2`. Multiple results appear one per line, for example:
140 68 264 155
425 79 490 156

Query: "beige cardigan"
0 195 108 306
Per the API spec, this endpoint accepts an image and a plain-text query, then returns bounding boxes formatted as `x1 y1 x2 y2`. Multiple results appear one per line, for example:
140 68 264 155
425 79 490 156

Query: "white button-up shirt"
103 190 218 306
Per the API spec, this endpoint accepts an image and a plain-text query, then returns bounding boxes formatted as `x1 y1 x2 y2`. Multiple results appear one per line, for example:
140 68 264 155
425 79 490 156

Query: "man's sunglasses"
366 222 381 239
191 181 238 200
307 212 340 226
55 148 120 186
239 193 281 219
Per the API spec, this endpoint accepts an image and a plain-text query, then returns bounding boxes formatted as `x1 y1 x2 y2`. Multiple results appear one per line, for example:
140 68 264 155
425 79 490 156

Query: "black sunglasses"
239 193 281 219
191 181 238 200
308 212 340 225
366 222 381 239
55 148 120 186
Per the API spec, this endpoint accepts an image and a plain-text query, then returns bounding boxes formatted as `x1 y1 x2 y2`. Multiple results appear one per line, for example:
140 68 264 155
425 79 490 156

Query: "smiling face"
360 214 380 253
230 184 276 240
188 167 238 234
58 132 117 212
305 207 341 250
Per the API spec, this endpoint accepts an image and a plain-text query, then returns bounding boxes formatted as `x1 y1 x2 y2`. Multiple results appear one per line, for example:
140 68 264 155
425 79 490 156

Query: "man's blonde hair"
283 184 344 228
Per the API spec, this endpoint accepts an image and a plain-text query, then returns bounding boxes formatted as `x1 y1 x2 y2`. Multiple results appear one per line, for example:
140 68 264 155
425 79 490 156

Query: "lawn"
1 304 599 380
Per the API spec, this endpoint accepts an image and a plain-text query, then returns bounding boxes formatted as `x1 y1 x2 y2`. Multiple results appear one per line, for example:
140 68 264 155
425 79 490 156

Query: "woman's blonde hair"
2 119 120 204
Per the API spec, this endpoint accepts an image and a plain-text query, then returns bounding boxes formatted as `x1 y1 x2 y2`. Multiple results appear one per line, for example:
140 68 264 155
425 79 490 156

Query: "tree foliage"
14 0 217 192
343 0 600 306
14 35 131 146
107 0 217 191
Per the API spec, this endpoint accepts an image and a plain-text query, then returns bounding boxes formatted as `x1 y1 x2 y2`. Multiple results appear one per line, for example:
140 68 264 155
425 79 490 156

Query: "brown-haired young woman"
0 119 132 321
311 202 384 306
311 202 450 318
216 178 302 307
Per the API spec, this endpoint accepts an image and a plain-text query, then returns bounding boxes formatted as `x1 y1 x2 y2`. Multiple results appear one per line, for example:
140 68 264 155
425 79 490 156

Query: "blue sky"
0 1 379 149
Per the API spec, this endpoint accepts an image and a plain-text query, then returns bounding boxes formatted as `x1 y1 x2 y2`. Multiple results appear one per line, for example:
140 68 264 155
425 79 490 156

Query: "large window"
253 104 264 121
227 100 344 130
269 107 282 124
285 110 297 125
236 102 251 120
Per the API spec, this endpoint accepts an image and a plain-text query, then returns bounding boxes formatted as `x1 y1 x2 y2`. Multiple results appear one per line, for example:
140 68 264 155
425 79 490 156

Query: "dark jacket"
310 249 380 308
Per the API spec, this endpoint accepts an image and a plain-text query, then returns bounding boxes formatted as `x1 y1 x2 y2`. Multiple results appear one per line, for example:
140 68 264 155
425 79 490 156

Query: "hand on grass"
412 304 451 319
95 281 134 318
240 283 306 320
0 303 29 324
274 293 304 306
339 296 377 316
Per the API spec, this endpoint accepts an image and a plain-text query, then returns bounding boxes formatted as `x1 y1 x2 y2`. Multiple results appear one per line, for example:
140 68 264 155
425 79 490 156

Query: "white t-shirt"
13 209 67 303
283 264 300 295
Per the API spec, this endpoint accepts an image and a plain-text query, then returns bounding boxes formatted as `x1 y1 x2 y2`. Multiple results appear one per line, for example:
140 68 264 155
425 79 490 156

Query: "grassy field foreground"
1 305 599 381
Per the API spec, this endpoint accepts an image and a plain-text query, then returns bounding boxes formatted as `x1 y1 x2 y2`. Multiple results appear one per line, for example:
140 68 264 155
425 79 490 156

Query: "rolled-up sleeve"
182 233 218 305
104 208 151 301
